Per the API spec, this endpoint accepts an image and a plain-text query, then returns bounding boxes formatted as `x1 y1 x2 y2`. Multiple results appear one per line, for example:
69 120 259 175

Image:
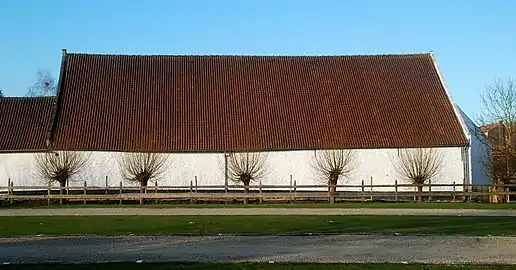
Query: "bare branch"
311 149 357 184
118 152 169 187
478 78 516 149
35 151 90 187
392 148 443 184
311 149 358 204
227 152 268 186
391 148 444 202
477 78 516 202
227 152 268 204
26 70 57 97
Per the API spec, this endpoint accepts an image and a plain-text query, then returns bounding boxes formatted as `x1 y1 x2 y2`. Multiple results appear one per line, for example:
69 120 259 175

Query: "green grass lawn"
4 202 516 209
2 263 516 270
1 215 515 236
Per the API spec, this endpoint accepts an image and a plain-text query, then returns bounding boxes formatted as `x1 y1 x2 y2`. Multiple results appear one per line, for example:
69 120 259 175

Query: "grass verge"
2 263 516 270
4 202 516 209
0 215 514 236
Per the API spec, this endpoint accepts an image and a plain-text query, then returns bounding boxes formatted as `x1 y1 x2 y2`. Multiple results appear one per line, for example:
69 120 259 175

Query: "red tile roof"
49 52 468 152
0 97 55 152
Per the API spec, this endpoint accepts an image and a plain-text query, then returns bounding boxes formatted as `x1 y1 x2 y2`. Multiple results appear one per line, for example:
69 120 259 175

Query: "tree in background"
392 148 444 203
27 70 57 97
227 152 268 204
312 149 357 204
477 78 516 202
0 89 4 97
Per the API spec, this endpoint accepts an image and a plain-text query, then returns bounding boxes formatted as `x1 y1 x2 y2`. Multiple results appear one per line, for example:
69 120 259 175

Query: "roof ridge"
64 51 433 58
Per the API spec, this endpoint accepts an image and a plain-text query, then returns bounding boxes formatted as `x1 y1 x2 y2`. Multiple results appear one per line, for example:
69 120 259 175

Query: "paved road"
1 235 516 264
1 208 516 216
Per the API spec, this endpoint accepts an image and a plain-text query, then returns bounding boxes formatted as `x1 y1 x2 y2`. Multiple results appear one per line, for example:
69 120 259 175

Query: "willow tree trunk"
329 178 337 204
417 183 423 203
140 179 149 205
59 181 66 205
244 184 250 204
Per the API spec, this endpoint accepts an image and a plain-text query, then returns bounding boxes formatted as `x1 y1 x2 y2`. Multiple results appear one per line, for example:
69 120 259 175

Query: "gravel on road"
1 234 515 264
1 208 516 216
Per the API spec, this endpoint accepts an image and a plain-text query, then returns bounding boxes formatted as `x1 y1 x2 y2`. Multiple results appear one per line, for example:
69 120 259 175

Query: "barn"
0 50 489 190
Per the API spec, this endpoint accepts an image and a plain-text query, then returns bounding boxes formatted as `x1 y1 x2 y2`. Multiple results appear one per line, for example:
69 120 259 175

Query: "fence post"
225 175 229 204
289 175 293 204
428 178 432 202
394 180 398 202
144 181 148 205
328 182 332 204
59 183 63 205
9 180 13 204
506 187 510 203
83 181 87 205
361 179 365 202
105 176 108 195
259 180 263 204
47 184 51 206
119 181 123 205
154 181 159 204
190 180 194 204
194 176 198 204
293 180 297 203
370 177 373 201
452 181 456 202
6 178 10 201
463 179 467 202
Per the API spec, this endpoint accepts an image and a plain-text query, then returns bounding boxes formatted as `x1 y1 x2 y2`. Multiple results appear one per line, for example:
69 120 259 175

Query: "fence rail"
2 180 516 205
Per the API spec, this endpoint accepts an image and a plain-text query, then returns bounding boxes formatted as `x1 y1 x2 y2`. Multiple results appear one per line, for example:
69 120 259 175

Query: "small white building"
0 50 490 190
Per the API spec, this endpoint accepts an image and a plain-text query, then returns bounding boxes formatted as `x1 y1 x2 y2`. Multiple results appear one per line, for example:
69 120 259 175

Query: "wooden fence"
2 179 516 205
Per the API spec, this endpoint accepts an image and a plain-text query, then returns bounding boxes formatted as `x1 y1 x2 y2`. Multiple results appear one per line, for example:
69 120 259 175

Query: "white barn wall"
0 153 40 188
1 147 466 192
468 128 491 185
458 108 491 185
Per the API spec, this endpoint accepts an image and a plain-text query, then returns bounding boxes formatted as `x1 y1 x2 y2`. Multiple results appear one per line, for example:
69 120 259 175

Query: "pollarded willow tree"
118 152 169 205
118 152 169 187
35 151 90 187
227 152 268 204
392 148 444 203
311 149 358 204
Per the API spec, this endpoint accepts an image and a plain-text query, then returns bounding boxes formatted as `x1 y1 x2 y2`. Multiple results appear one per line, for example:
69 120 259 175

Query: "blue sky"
1 0 514 118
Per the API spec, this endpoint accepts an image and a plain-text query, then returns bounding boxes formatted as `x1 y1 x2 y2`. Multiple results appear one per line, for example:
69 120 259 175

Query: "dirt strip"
1 207 516 216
